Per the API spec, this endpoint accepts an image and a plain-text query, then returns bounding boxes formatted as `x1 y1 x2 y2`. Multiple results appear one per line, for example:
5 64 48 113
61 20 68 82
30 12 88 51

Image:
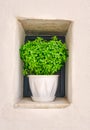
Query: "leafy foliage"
20 36 68 75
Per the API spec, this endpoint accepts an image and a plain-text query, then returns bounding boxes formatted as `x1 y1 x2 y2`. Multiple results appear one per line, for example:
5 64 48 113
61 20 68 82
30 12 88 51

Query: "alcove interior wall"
15 18 73 104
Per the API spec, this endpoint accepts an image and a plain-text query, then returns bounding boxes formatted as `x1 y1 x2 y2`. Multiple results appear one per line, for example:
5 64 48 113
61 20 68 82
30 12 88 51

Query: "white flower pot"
28 75 59 102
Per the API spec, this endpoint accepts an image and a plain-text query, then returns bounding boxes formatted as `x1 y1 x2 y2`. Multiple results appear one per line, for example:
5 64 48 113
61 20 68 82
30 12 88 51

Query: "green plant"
20 36 68 75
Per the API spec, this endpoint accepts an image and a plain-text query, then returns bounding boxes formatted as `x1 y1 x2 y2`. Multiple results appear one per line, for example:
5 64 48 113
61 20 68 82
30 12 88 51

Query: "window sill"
15 97 70 109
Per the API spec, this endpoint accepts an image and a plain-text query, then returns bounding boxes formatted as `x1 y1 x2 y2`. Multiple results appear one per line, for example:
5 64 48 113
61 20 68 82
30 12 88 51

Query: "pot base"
31 96 55 102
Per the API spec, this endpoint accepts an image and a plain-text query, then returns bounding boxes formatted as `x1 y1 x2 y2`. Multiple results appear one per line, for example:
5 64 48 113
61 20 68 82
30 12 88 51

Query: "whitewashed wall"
0 0 90 130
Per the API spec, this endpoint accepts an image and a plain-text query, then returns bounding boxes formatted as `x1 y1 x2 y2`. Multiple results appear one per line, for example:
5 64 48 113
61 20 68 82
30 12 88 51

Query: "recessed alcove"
15 18 73 108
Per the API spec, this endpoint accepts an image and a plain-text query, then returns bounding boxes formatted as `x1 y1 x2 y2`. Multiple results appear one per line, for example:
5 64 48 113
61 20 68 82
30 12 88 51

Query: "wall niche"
15 18 73 108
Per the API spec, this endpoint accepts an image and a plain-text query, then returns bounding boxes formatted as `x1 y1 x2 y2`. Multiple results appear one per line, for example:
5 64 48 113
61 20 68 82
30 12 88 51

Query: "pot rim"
28 75 59 78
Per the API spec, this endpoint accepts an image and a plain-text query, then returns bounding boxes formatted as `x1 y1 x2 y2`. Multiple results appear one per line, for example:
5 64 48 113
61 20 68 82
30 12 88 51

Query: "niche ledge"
15 98 70 109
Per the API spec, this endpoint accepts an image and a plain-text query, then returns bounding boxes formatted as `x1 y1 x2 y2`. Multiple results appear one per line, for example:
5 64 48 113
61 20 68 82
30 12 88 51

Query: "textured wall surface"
0 0 90 130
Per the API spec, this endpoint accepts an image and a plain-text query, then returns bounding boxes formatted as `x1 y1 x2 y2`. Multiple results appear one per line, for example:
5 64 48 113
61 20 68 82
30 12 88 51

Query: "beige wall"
0 0 90 130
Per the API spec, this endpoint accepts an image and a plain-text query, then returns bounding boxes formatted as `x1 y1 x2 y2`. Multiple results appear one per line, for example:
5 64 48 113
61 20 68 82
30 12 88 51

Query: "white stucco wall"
0 0 90 130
